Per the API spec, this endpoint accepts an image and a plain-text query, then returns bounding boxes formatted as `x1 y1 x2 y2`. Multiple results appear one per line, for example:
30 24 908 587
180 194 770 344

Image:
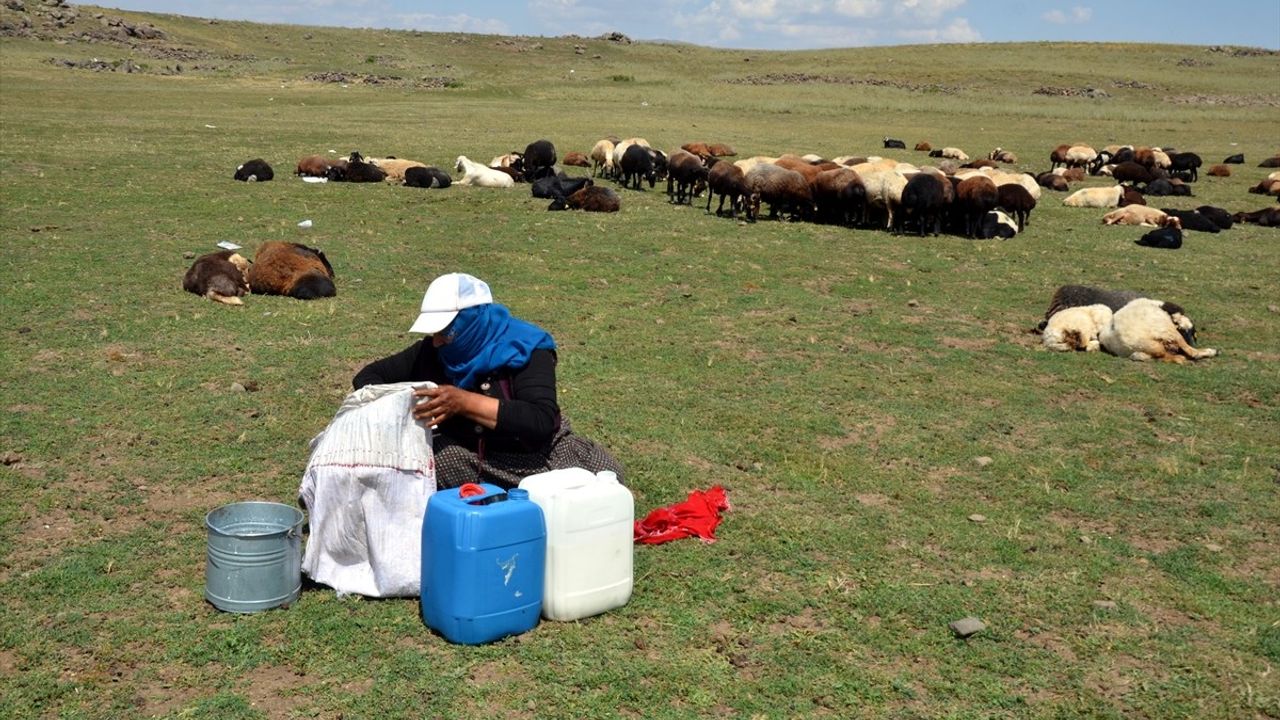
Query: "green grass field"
2 4 1279 719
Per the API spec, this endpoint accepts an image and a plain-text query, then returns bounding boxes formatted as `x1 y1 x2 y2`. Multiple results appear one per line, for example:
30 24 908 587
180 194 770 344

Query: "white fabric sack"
299 381 436 597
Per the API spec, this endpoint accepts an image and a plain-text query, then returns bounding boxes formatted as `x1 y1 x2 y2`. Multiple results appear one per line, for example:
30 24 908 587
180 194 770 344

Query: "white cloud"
769 20 880 47
896 16 980 43
392 13 509 34
832 0 884 19
729 0 780 20
1043 6 1092 24
895 0 966 21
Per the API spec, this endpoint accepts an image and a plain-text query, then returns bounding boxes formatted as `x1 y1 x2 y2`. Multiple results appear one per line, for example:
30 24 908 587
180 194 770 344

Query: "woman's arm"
411 349 559 443
352 340 434 389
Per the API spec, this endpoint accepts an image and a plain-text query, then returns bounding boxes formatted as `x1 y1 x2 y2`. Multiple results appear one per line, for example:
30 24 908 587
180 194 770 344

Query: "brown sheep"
1050 144 1072 169
562 151 591 168
1206 164 1230 177
810 167 866 226
774 154 823 183
296 154 347 177
746 164 814 222
1258 155 1280 168
707 143 737 157
996 183 1036 230
681 142 713 159
914 141 932 152
183 250 250 305
248 241 336 300
567 185 620 213
1036 172 1070 192
705 161 750 218
1233 207 1280 226
1119 187 1147 207
954 176 999 237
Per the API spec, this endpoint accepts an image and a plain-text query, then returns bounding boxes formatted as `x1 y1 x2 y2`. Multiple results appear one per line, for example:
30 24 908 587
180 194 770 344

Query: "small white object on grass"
204 124 217 128
298 219 313 229
216 241 242 250
948 617 986 638
301 176 327 184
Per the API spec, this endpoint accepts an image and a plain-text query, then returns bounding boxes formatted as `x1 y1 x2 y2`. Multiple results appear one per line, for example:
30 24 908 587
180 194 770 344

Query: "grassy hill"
2 4 1279 719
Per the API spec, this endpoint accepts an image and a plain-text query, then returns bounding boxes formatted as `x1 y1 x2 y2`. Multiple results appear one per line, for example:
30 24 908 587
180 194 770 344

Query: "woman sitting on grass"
353 272 624 489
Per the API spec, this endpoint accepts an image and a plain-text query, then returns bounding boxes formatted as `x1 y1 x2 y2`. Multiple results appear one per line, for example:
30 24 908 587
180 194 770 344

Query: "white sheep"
1101 298 1217 364
1065 145 1098 169
1102 206 1179 228
860 168 908 230
368 157 428 182
1063 185 1124 208
1043 304 1113 352
454 155 515 188
590 139 615 178
940 147 969 161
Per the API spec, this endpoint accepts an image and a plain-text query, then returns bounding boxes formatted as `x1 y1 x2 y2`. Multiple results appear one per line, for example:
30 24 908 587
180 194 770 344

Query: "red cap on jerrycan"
458 483 485 498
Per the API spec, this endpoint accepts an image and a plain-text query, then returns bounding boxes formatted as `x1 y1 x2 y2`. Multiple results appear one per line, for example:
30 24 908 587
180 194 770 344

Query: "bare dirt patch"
940 336 997 351
727 72 962 94
242 665 312 719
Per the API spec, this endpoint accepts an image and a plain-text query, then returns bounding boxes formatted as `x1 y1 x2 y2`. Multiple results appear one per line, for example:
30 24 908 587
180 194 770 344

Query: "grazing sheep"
620 144 658 190
1111 161 1156 186
897 172 948 236
995 183 1036 230
1036 172 1070 192
883 137 907 149
1195 205 1233 230
746 164 815 222
1233 207 1280 226
954 175 999 237
369 157 428 182
1206 164 1231 177
1258 155 1280 168
1043 304 1113 352
705 160 750 218
1064 145 1098 170
859 168 908 230
566 185 620 213
1101 298 1216 363
183 250 251 305
403 166 452 189
248 241 336 300
1168 152 1202 182
1102 206 1179 228
1222 153 1245 164
590 139 616 178
296 154 345 178
454 155 515 188
665 150 709 205
1049 144 1072 170
976 209 1019 239
1160 208 1220 233
914 141 932 152
522 139 558 180
234 158 273 182
1135 226 1183 249
562 151 590 168
1063 185 1124 208
328 152 386 183
810 167 866 226
707 143 737 157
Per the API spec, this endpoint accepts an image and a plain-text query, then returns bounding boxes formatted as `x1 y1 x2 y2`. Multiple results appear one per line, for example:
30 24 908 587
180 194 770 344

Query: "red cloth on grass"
634 485 730 545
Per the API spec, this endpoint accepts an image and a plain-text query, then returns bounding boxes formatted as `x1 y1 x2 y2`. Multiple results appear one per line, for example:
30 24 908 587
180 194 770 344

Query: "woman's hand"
413 385 500 429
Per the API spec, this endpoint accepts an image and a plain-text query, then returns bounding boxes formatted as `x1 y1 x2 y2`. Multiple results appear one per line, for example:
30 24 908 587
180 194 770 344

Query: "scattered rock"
906 298 919 307
183 251 195 259
968 514 987 523
229 382 247 393
727 72 960 94
1 451 23 465
600 31 631 44
1079 535 1092 544
974 456 993 468
304 71 455 89
1204 542 1224 552
242 380 261 392
1270 304 1279 314
1092 600 1117 611
1033 86 1109 99
948 617 985 638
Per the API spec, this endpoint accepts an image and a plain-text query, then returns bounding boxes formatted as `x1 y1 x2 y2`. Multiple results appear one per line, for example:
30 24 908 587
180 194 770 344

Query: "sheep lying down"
1042 304 1112 352
1043 298 1216 363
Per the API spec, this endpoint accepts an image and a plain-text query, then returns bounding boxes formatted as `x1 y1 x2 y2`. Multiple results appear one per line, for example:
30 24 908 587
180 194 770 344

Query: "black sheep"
522 140 558 180
1036 172 1069 192
705 161 750 218
403 166 452 188
1233 207 1280 226
976 210 1018 239
1168 152 1202 182
1161 208 1220 233
1222 153 1245 164
1259 156 1280 168
1196 205 1233 230
619 144 656 190
234 158 273 182
666 151 709 205
1112 161 1155 186
183 250 250 305
328 152 386 183
897 173 947 236
883 137 907 149
1144 178 1191 197
1136 226 1183 250
536 175 593 209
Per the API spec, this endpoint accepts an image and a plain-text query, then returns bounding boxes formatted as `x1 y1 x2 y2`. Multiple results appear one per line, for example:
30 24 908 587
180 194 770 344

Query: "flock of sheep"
215 137 1280 363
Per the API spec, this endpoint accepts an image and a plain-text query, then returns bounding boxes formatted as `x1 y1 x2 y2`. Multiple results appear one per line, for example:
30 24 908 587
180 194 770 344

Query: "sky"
98 0 1280 51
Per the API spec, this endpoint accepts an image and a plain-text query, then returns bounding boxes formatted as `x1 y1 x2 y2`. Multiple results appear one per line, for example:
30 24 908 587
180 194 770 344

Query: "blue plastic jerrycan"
421 482 546 644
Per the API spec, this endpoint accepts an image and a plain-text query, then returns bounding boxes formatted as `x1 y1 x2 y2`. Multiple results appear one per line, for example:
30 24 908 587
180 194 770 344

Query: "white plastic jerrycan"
518 468 634 621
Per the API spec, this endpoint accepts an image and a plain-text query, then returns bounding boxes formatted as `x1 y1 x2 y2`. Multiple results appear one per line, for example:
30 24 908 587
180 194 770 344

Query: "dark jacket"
353 342 560 454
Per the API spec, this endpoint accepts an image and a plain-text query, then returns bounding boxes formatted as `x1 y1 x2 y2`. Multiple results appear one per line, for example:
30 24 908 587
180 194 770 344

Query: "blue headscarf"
436 303 557 390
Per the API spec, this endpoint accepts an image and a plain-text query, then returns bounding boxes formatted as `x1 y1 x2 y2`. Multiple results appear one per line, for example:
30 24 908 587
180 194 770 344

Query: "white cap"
408 273 493 334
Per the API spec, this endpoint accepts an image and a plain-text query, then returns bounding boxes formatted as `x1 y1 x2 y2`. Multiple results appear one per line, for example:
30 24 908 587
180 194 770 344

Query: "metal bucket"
205 501 304 613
